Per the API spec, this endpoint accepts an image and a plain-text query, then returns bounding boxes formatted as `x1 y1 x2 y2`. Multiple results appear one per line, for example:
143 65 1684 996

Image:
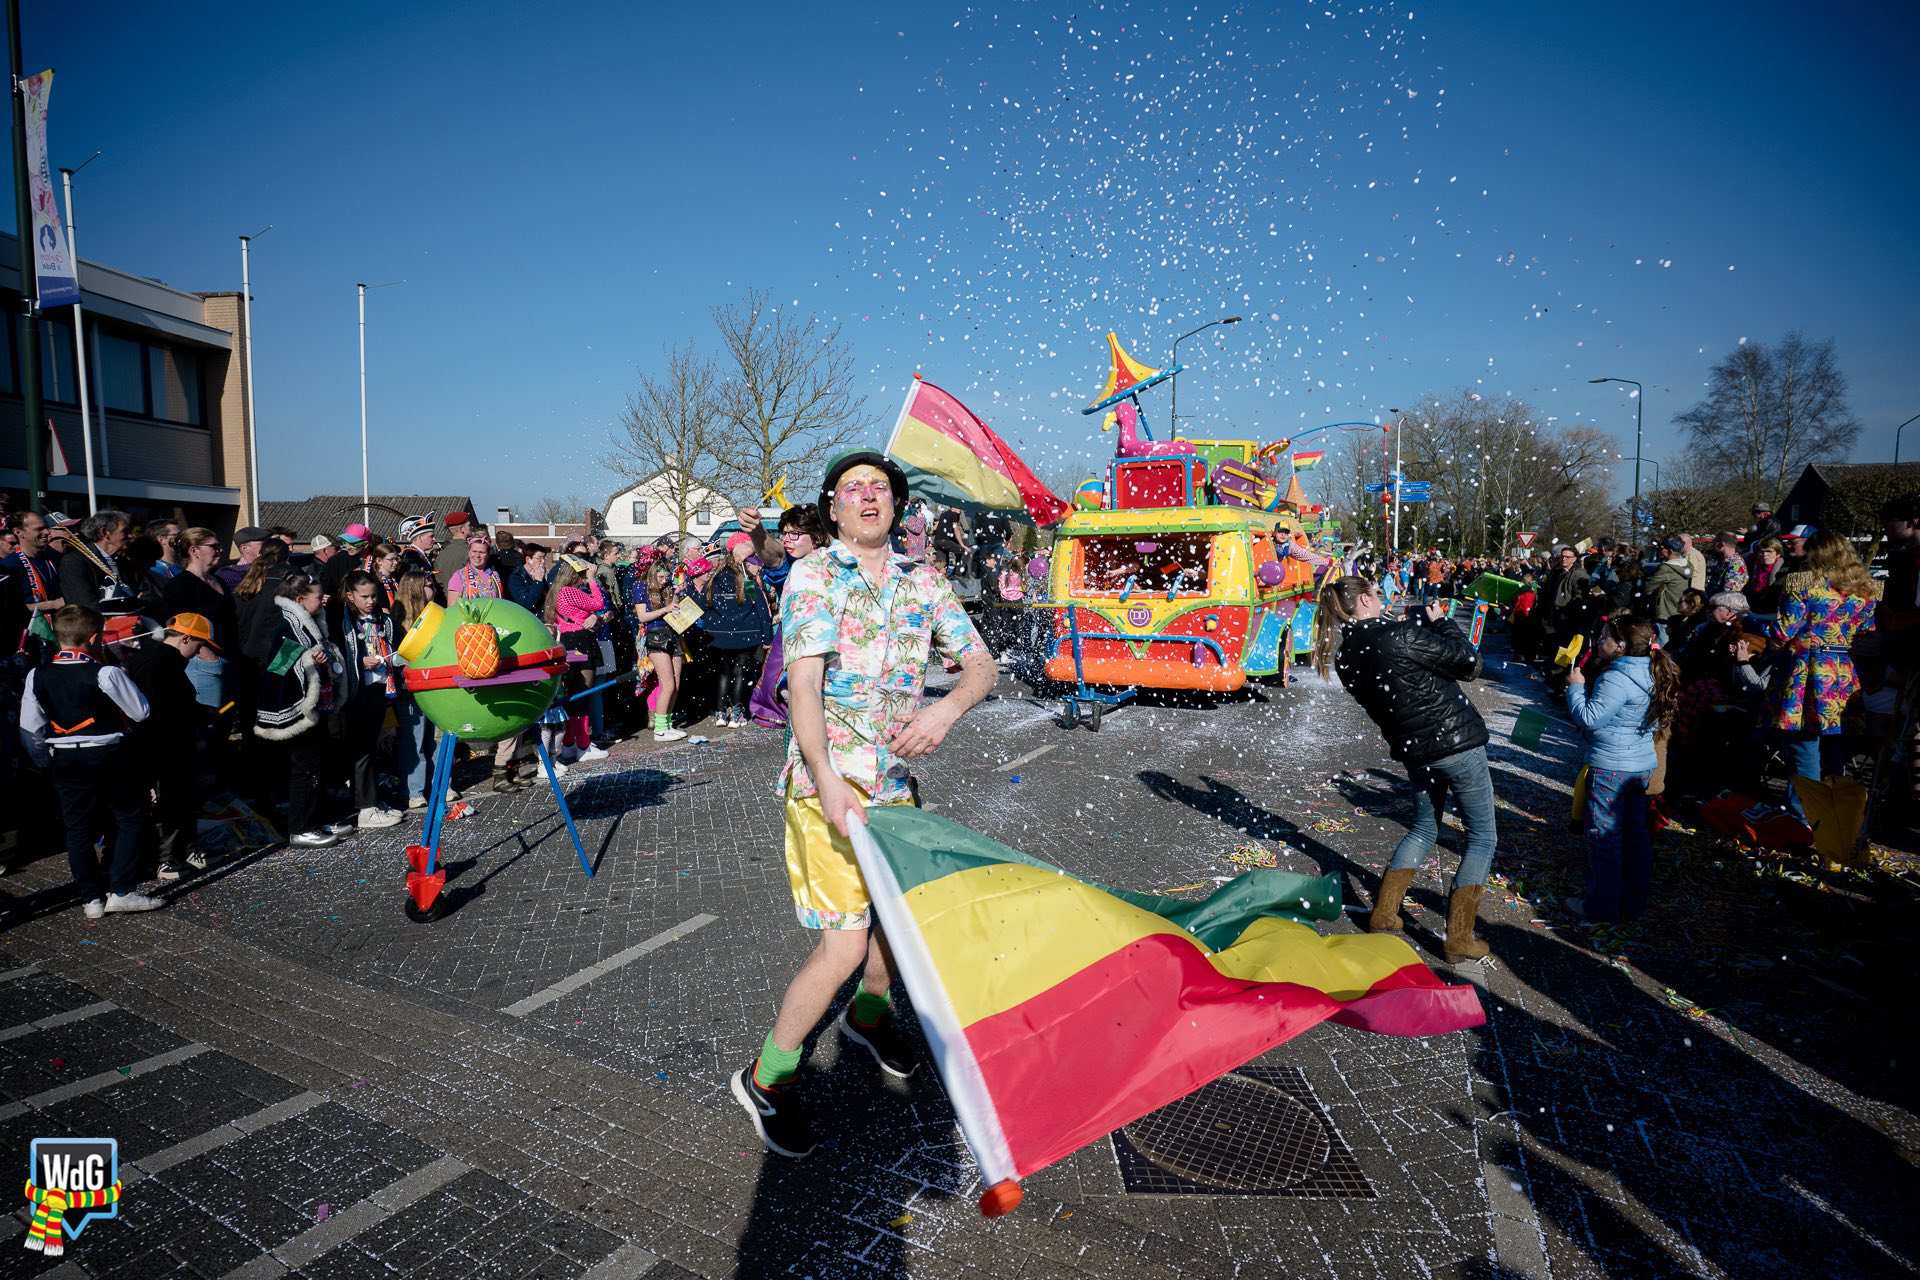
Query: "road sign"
1516 532 1537 548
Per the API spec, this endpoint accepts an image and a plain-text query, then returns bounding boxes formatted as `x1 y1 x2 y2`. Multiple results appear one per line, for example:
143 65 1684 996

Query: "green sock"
652 712 668 731
850 989 892 1029
755 1032 803 1087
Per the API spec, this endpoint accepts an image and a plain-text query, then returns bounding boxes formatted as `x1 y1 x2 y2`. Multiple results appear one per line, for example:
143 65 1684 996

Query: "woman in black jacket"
1313 575 1497 962
695 535 772 728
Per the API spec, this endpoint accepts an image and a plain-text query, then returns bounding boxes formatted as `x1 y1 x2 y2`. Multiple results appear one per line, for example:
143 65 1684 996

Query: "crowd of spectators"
0 494 850 903
1370 494 1919 921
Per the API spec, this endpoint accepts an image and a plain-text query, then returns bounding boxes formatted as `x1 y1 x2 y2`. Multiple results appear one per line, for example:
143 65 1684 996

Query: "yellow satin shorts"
782 786 907 931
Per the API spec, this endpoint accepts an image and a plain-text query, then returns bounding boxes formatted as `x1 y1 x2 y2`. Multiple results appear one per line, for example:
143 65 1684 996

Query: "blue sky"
20 0 1920 517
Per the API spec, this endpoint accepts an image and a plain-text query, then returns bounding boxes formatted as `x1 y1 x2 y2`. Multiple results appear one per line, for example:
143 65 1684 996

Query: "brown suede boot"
1443 884 1490 962
1368 868 1417 934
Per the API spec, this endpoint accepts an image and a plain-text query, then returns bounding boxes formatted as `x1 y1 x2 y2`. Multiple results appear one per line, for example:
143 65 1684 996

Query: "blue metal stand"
535 737 594 879
1058 605 1137 731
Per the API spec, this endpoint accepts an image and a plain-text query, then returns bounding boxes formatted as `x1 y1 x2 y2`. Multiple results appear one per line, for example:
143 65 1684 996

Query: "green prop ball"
402 598 561 741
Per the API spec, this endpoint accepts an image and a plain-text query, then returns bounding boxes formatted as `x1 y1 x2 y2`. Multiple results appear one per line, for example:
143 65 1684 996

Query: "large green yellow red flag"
847 807 1485 1215
885 376 1070 526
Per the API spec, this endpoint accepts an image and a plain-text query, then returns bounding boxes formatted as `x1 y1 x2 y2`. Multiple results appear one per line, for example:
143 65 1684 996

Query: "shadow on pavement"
734 995 960 1277
1478 915 1920 1277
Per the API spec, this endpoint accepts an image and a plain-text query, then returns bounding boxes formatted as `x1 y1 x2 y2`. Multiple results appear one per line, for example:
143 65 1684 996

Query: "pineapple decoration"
453 602 502 679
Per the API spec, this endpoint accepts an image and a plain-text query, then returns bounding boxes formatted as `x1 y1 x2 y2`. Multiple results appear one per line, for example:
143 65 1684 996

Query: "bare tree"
1676 332 1861 497
605 343 726 542
524 493 589 524
712 291 868 499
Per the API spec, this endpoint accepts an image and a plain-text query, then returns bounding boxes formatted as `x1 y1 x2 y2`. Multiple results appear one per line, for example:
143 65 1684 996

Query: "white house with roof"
601 471 736 544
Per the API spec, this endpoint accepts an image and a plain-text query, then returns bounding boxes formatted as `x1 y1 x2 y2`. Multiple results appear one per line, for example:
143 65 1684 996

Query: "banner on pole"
22 71 79 308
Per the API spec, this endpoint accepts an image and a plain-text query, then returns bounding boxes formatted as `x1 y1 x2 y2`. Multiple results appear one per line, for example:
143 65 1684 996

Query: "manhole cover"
1113 1067 1375 1199
1123 1073 1329 1190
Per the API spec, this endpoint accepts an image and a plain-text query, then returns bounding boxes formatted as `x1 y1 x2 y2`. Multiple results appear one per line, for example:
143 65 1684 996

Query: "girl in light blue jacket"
1565 618 1678 921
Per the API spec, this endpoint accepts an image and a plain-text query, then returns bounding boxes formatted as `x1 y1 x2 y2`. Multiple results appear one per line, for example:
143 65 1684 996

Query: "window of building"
147 345 203 425
41 322 79 405
99 332 145 414
630 499 648 525
694 506 713 527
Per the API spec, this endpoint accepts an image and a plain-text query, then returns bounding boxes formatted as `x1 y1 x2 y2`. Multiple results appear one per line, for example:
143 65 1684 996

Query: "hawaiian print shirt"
446 565 503 600
777 541 983 804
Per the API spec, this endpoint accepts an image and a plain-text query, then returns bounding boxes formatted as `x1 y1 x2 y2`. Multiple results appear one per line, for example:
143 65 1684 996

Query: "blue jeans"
394 696 436 801
1782 735 1843 822
1583 767 1652 921
1389 746 1498 890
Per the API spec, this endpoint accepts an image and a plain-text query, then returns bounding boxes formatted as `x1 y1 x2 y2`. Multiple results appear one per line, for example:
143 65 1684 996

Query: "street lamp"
1168 314 1242 438
356 280 404 528
1590 377 1644 529
1894 411 1920 464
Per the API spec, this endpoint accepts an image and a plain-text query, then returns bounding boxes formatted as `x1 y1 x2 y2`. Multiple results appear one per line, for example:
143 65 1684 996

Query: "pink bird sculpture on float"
1112 398 1198 461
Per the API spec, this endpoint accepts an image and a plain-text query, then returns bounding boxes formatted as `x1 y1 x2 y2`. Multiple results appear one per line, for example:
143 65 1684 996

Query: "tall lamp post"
1168 314 1241 438
1894 411 1920 464
356 280 403 528
239 226 271 526
1590 377 1644 530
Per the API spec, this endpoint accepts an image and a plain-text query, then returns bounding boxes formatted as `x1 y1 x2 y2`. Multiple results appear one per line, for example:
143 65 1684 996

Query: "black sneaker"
184 849 210 872
838 1007 918 1079
730 1061 816 1158
155 862 182 883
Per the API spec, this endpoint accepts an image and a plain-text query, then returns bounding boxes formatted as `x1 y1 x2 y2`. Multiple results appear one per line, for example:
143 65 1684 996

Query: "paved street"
1 639 1916 1278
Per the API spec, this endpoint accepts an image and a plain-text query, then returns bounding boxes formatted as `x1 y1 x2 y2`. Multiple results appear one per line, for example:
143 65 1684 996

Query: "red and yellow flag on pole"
848 807 1484 1215
885 376 1070 526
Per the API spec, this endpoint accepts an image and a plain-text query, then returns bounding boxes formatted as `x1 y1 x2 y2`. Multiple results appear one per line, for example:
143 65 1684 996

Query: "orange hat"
166 612 220 652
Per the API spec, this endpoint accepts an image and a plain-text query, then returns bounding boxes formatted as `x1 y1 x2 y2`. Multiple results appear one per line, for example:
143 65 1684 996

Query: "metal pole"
1895 412 1920 464
58 166 94 514
8 0 45 509
1633 384 1643 528
1167 315 1241 439
240 235 263 525
1391 420 1403 552
357 281 368 527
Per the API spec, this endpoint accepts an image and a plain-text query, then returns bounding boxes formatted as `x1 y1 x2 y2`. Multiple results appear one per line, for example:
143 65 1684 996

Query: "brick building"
1 230 254 533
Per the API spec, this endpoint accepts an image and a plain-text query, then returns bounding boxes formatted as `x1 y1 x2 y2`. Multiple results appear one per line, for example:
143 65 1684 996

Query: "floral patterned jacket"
1766 574 1876 735
777 542 983 804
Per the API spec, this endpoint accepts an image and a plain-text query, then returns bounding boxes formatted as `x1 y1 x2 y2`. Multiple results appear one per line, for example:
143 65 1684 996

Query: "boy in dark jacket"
19 605 163 917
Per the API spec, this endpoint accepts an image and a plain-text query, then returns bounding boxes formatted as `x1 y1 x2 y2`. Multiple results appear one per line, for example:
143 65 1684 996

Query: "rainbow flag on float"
885 376 1070 526
1292 450 1325 471
848 808 1484 1209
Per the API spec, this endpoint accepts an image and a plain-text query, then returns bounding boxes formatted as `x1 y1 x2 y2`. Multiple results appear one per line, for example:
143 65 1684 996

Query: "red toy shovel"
404 844 432 874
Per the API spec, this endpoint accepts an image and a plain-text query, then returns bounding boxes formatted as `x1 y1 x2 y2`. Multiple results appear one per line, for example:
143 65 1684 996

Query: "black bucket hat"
817 451 909 534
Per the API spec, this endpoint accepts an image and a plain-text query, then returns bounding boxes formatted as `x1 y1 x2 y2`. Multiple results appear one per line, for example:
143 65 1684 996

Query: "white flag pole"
58 165 96 515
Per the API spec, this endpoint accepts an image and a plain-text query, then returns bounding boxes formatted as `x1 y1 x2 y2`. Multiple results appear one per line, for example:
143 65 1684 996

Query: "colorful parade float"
1039 334 1338 703
884 330 1349 725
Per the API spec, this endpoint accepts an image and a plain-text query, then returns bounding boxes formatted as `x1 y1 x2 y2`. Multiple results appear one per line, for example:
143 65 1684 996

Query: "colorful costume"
776 541 983 928
1767 576 1875 735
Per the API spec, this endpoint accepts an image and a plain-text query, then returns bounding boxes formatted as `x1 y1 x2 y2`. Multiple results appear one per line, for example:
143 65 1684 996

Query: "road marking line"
0 964 42 983
500 913 719 1017
220 1155 471 1279
126 1091 328 1185
581 1241 662 1279
998 744 1057 771
0 1043 209 1121
0 999 117 1042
